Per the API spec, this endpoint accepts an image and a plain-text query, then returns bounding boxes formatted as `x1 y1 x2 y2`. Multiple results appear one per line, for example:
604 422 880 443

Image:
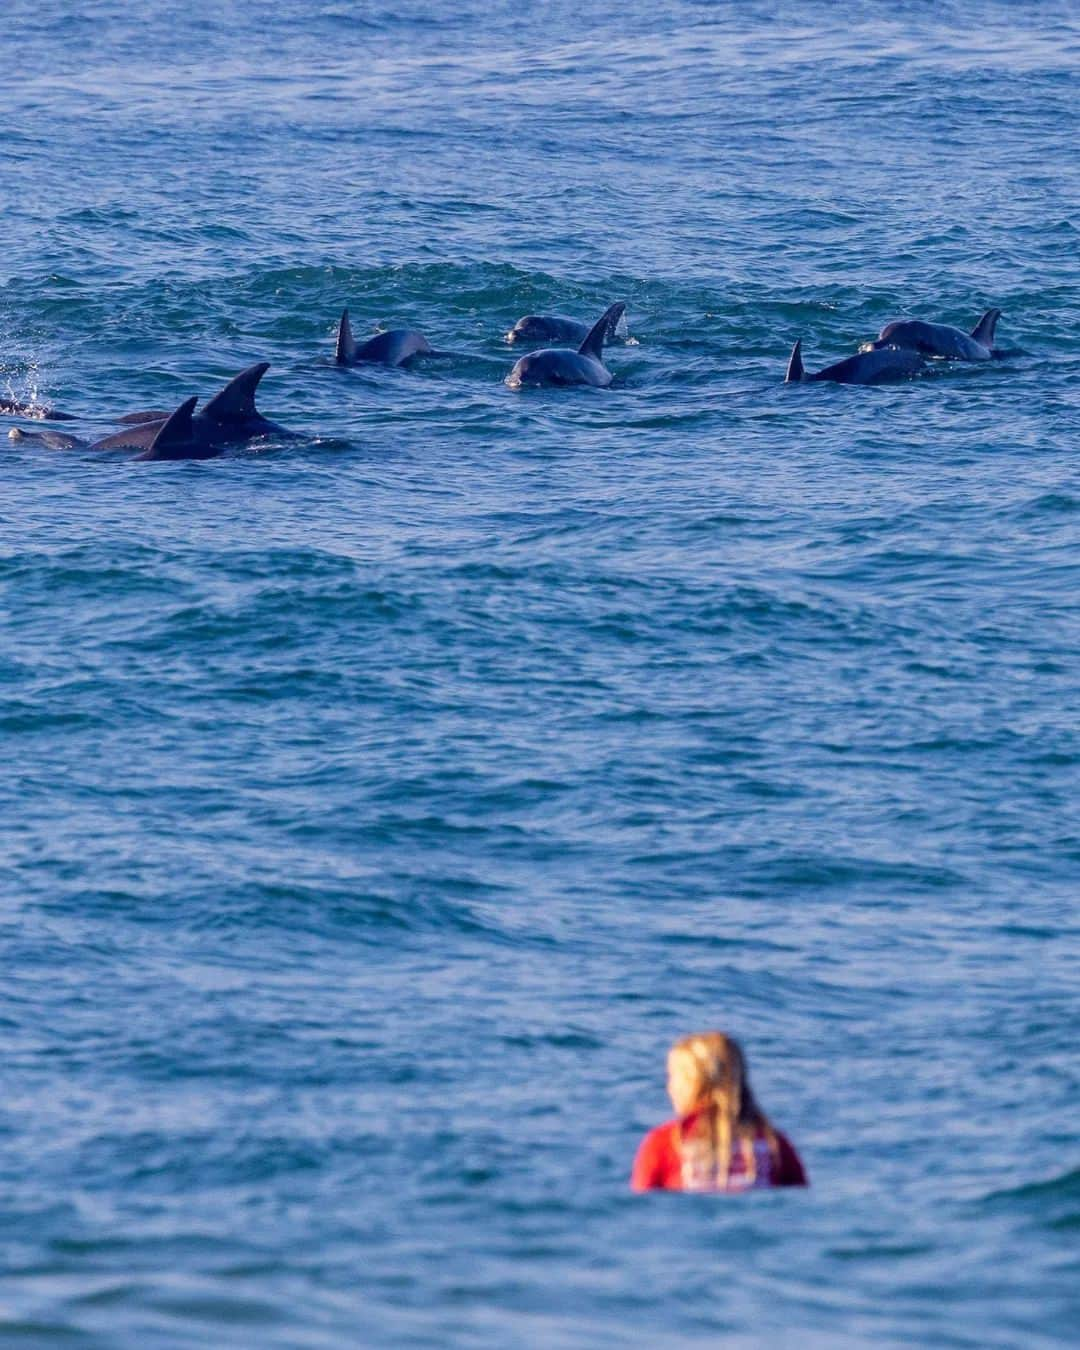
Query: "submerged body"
633 1110 807 1191
335 308 436 367
506 302 625 389
785 339 924 385
870 308 1002 360
8 363 292 460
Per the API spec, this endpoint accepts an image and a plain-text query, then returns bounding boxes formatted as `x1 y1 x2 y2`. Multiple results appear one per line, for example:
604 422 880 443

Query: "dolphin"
868 309 1003 360
505 315 589 346
132 396 241 461
136 364 295 460
8 426 84 449
785 339 925 385
505 310 629 346
335 307 442 367
0 397 76 420
8 363 293 458
10 409 182 443
505 302 626 389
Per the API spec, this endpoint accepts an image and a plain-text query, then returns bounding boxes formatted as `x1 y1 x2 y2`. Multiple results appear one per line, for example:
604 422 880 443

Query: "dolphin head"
868 321 905 350
869 319 938 354
505 349 577 388
506 316 540 344
506 315 571 345
505 352 545 387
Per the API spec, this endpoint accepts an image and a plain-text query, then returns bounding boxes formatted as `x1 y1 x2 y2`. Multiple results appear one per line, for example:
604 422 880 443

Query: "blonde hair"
669 1032 779 1191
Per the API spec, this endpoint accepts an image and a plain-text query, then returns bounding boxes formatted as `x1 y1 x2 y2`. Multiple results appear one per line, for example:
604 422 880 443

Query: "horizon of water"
2 2 1078 1346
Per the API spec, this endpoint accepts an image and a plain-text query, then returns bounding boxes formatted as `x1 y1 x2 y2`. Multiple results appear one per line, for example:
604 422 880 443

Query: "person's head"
666 1031 749 1118
666 1032 776 1189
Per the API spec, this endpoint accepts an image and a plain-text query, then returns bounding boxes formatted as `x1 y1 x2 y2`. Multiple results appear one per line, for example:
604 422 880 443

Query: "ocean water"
2 1 1078 1345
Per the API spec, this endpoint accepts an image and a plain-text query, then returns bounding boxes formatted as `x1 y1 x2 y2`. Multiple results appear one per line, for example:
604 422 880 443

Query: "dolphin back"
89 420 166 451
877 317 998 360
116 410 172 425
819 347 924 384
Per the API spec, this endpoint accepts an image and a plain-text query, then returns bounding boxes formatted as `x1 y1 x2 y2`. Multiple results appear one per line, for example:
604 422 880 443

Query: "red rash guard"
631 1113 808 1192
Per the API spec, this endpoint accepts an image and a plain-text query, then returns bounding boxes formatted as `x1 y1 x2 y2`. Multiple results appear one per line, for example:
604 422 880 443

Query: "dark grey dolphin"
869 309 1003 360
505 315 589 346
505 310 630 346
505 302 626 390
0 397 76 420
335 308 441 367
785 339 925 385
136 364 294 460
9 363 293 458
8 425 84 448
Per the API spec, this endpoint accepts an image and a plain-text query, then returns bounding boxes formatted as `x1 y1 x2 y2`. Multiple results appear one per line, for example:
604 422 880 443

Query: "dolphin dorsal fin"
970 308 1002 346
336 307 358 363
785 339 806 383
200 363 270 423
578 302 626 360
141 396 199 459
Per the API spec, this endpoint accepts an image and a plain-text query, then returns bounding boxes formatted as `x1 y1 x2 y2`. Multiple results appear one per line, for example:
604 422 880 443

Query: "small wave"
978 1168 1080 1231
982 1167 1080 1206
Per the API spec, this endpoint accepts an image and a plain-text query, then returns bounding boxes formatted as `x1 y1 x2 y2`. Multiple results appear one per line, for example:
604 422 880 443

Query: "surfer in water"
631 1031 807 1192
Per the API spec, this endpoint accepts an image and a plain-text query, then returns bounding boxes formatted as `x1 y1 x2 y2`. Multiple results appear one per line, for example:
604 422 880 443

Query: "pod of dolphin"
4 302 1010 463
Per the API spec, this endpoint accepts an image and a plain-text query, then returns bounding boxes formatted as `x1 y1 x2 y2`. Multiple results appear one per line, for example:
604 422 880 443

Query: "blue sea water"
2 1 1078 1344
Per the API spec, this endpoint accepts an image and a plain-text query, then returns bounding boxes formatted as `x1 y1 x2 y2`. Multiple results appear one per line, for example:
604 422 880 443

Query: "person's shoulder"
644 1117 680 1146
638 1117 680 1157
631 1118 680 1190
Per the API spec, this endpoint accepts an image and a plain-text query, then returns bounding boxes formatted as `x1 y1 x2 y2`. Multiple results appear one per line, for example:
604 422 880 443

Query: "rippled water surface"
2 2 1078 1345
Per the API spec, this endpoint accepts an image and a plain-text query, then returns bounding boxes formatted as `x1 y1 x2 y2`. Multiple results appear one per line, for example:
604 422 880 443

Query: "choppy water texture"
2 2 1079 1346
